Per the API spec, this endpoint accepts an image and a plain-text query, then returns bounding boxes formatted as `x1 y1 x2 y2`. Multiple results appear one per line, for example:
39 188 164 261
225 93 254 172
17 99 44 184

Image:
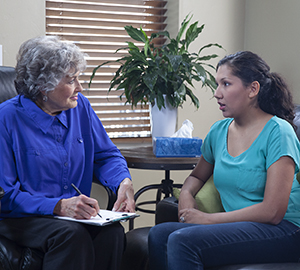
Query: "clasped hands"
178 190 210 225
179 208 211 224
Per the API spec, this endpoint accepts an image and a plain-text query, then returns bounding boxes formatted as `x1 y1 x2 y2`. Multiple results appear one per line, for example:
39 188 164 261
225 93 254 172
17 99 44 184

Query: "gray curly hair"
15 36 87 100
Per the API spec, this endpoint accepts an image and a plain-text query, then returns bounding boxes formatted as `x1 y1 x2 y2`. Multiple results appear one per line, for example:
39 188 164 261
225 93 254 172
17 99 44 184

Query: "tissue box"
153 137 202 157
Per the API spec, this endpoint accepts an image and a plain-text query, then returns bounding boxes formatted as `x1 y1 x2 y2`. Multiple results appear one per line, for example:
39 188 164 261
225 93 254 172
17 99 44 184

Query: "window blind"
45 0 167 141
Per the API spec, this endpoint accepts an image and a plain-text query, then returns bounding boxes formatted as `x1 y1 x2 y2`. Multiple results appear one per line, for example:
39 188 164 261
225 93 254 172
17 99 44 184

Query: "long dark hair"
217 51 295 129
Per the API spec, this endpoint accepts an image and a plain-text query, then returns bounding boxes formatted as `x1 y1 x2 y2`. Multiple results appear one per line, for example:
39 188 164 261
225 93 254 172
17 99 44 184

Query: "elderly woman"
0 36 135 270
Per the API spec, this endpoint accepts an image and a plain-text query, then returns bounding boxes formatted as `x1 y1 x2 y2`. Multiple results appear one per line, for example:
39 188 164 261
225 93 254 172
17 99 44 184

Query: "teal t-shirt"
201 116 300 227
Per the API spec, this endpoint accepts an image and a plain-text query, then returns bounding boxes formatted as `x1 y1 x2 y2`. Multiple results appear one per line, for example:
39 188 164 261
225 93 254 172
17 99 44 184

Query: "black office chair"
0 66 117 270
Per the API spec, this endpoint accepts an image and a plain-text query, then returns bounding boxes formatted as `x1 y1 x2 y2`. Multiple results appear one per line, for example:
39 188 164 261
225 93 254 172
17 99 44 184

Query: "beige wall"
1 0 300 230
0 0 45 66
178 0 245 140
244 0 300 103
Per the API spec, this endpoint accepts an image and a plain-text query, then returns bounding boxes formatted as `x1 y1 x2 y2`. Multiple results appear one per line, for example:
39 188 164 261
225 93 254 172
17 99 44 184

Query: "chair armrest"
155 196 179 224
0 187 4 200
0 187 4 213
92 179 117 210
102 185 117 210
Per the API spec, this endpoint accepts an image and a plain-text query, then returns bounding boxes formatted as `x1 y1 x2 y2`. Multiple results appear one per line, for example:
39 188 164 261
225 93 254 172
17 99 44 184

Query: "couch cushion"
173 176 224 213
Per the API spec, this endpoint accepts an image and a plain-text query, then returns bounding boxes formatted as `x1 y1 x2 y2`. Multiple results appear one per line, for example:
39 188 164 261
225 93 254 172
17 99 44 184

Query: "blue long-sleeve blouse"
0 93 131 218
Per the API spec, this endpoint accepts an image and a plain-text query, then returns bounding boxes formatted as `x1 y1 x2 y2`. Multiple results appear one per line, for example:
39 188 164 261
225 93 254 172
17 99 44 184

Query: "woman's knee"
149 222 180 239
148 223 171 246
167 226 203 257
91 222 125 248
49 220 93 249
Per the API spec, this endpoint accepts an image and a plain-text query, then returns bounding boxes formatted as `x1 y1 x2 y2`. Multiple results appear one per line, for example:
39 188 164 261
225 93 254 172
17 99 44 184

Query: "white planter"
150 98 178 139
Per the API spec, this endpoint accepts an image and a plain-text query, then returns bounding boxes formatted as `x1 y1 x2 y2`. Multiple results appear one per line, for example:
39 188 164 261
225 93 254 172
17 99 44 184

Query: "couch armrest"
155 196 179 224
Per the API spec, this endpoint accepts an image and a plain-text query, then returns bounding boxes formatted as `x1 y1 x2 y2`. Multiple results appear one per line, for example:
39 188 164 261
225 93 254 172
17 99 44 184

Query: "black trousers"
0 217 125 270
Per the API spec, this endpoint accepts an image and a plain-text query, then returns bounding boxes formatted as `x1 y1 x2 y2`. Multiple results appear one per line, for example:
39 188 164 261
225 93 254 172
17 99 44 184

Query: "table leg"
129 170 182 230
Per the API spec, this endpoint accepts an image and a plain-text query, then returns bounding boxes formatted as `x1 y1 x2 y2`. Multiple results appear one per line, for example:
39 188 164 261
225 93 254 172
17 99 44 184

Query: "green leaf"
127 41 140 51
166 39 179 55
206 70 218 90
176 14 193 42
177 82 186 96
88 60 115 88
207 79 217 91
125 25 148 43
144 41 151 57
197 54 219 61
157 68 168 82
150 31 170 42
129 50 148 64
198 43 224 54
193 63 207 81
143 69 158 91
140 25 148 41
185 22 204 50
167 55 182 72
186 87 200 109
155 92 166 109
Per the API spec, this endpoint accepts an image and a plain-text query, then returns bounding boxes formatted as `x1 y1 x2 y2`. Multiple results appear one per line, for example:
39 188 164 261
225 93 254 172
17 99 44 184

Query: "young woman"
148 51 300 269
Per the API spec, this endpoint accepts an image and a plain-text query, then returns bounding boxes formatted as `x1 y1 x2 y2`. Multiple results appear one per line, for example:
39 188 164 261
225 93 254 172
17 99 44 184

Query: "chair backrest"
294 105 300 141
0 66 17 104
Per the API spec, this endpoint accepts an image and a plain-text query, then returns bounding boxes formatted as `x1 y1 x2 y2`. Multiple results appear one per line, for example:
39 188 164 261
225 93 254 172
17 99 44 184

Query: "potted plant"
89 14 223 137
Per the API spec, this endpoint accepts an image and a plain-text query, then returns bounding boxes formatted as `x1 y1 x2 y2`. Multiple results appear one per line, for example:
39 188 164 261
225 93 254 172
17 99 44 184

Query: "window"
46 0 167 142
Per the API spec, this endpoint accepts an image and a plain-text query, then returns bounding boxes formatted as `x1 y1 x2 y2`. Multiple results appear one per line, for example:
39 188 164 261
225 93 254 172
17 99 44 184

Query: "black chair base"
0 235 43 270
121 227 151 270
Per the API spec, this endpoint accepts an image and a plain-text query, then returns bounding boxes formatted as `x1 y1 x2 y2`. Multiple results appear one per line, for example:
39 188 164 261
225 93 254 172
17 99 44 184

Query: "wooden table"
120 146 200 229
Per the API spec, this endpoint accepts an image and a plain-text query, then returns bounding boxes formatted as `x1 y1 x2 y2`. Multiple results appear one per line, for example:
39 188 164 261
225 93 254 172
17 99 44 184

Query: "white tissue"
171 119 194 138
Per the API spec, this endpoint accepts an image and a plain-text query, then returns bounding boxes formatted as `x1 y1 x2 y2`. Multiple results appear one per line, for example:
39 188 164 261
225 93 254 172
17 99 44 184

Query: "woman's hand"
112 178 135 212
178 189 198 213
53 195 100 219
179 208 210 224
178 156 214 220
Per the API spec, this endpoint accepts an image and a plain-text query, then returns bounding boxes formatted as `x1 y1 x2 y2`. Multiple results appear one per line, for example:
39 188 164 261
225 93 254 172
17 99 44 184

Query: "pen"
71 183 102 218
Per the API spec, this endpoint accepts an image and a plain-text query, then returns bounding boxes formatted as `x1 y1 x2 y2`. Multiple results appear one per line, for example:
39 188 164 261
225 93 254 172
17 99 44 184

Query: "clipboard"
55 210 139 226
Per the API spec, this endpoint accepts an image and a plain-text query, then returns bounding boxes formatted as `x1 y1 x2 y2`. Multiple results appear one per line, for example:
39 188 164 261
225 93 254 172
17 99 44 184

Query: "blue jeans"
148 220 300 270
